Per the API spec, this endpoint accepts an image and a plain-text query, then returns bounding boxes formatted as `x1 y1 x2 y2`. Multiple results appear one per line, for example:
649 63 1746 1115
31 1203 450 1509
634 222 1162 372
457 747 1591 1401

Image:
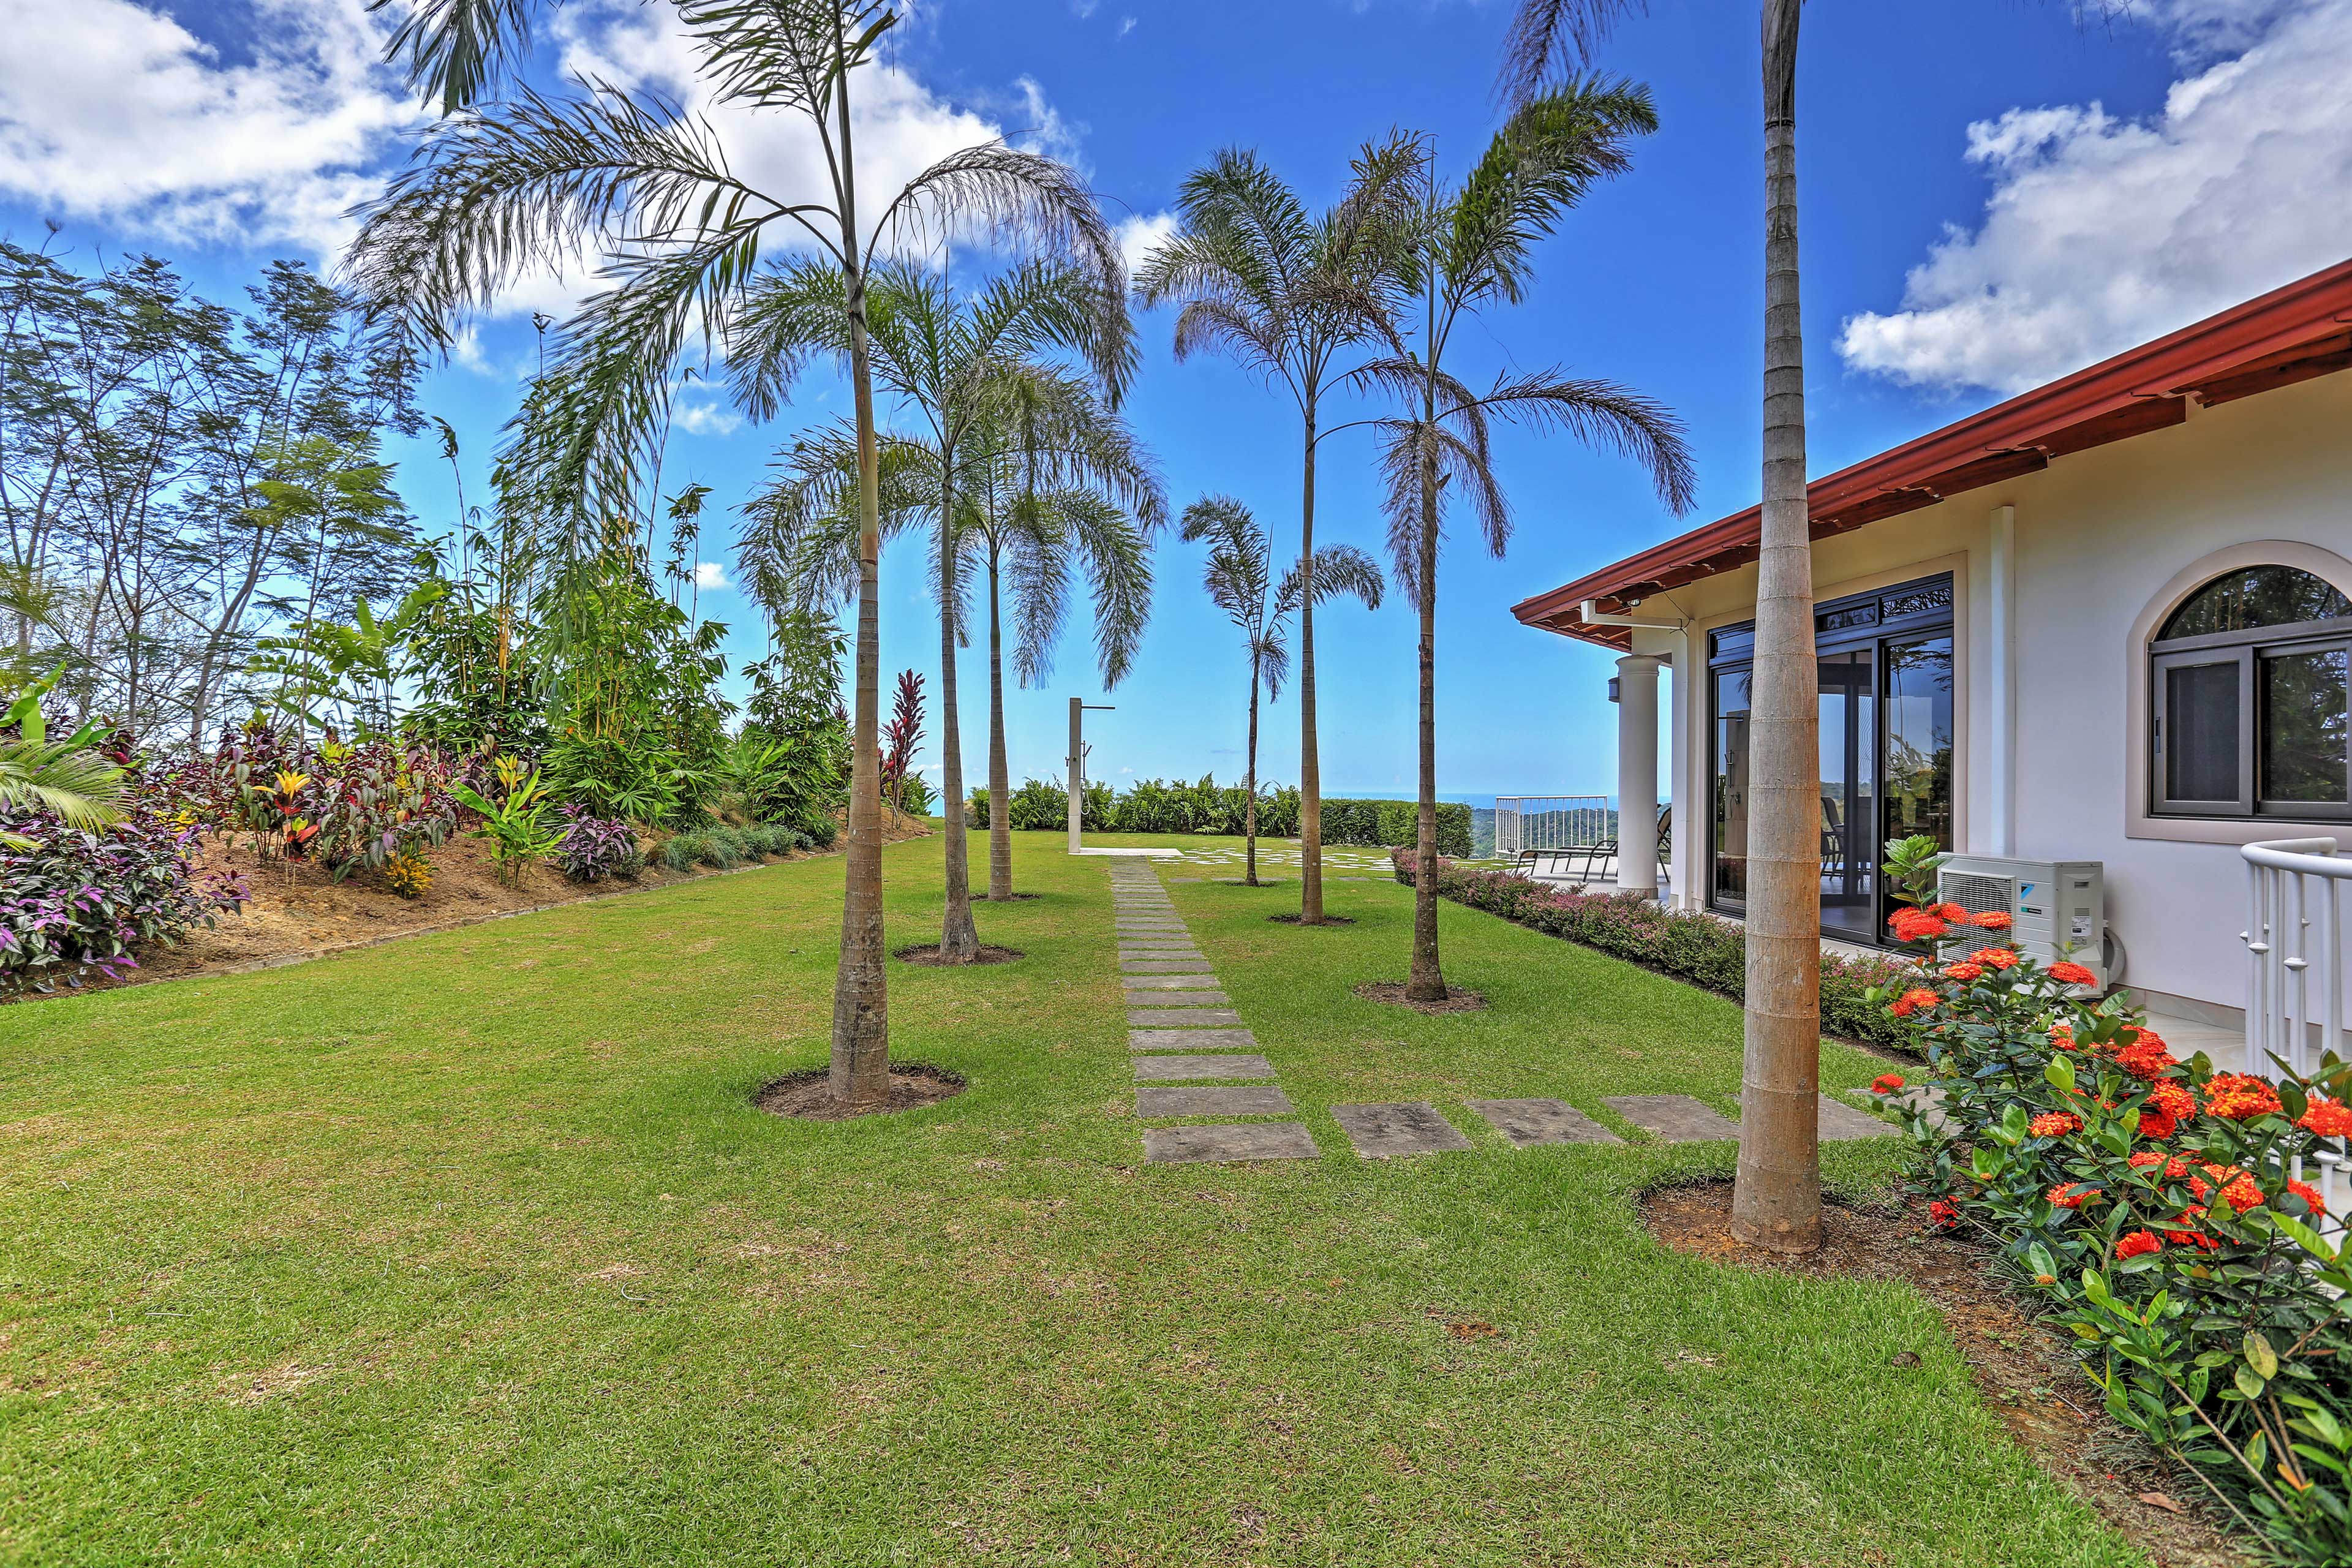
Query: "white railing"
2244 836 2349 1232
1494 794 1613 859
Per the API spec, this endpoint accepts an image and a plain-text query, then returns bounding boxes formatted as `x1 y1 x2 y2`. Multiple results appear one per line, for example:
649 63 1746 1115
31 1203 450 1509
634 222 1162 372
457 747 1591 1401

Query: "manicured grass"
2 832 2151 1565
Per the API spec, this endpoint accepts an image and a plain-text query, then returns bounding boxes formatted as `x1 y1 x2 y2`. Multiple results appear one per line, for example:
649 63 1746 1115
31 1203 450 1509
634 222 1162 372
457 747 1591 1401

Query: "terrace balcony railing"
2244 835 2349 1233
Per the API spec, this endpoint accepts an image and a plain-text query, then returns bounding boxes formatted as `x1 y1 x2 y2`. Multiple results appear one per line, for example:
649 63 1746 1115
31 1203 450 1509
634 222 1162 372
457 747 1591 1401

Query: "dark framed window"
2150 566 2352 820
1706 571 1954 944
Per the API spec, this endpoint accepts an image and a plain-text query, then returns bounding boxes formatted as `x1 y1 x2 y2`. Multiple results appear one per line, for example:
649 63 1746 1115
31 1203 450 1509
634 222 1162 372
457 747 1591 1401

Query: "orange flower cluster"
1870 1072 1906 1095
2161 1208 2223 1251
2203 1074 2285 1121
2115 1229 2163 1259
2136 1079 2198 1140
1967 947 2018 970
2048 1022 2077 1052
2288 1177 2329 1217
2048 1182 2101 1209
1890 988 1940 1018
1888 907 1950 943
1928 1198 1961 1229
2130 1150 2211 1197
1942 961 1986 982
2048 960 2098 987
1973 911 2014 931
2029 1110 2083 1137
2113 1033 2180 1080
2298 1096 2352 1137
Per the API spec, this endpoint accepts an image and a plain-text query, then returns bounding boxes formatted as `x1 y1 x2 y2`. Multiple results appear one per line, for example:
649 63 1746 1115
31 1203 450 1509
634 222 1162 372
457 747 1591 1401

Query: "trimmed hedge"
1419 855 1910 1049
969 777 1470 855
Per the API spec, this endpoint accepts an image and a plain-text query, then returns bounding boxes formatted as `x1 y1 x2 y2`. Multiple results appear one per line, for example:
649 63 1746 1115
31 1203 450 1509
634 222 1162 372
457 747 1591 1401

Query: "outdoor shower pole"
1068 697 1083 854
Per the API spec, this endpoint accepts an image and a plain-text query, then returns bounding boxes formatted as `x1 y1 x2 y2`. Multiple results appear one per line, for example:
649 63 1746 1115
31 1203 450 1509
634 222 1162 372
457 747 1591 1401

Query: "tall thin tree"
1501 0 1820 1247
1134 140 1420 925
354 0 1118 1112
1357 85 1694 1001
1178 496 1383 888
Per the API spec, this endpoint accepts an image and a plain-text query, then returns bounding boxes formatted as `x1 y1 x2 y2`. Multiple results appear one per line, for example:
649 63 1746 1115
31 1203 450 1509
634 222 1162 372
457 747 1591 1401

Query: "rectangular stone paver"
1133 1054 1276 1082
1128 1009 1246 1028
1466 1099 1624 1148
1124 990 1231 1008
1332 1102 1473 1158
1131 1027 1257 1052
1121 960 1213 973
1818 1093 1898 1141
1136 1085 1295 1117
1144 1123 1318 1164
1604 1095 1740 1143
1123 974 1224 990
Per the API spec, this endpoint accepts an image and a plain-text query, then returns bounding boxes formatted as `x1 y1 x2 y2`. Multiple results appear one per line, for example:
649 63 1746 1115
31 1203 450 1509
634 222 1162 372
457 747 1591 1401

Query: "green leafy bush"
963 777 1444 847
1422 859 1909 1048
656 831 707 873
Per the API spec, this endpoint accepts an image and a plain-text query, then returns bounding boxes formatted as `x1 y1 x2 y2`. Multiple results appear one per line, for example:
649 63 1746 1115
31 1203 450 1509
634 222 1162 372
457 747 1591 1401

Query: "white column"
1615 654 1664 897
1663 630 1697 910
1988 505 2018 856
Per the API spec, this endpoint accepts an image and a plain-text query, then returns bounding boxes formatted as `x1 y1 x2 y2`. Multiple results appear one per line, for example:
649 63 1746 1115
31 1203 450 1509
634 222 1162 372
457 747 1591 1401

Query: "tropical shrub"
1870 892 2352 1563
728 726 848 843
1 805 247 993
552 808 642 882
1423 860 1910 1047
192 723 457 881
656 830 707 873
382 846 433 899
541 733 693 826
450 760 559 886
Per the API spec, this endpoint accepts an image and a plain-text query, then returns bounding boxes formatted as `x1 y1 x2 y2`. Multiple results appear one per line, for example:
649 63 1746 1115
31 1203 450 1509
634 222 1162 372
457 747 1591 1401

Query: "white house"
1514 257 2352 1038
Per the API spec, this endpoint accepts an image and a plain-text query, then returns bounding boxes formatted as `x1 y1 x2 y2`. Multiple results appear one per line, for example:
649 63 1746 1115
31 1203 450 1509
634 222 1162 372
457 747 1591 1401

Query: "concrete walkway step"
1604 1095 1739 1143
1144 1123 1318 1163
1817 1093 1899 1141
1136 1085 1294 1118
1123 989 1230 1008
1123 974 1224 990
1466 1099 1623 1148
1133 1054 1276 1082
1131 1027 1257 1052
1121 959 1213 974
1128 1008 1245 1028
1331 1102 1474 1158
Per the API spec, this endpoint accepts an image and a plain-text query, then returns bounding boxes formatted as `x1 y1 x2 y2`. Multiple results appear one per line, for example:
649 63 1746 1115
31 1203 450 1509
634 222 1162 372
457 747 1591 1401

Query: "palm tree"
1 675 127 850
1134 140 1421 925
1502 0 1820 1248
1179 496 1384 888
352 0 1120 1112
961 369 1164 900
731 257 1131 959
1357 85 1695 1003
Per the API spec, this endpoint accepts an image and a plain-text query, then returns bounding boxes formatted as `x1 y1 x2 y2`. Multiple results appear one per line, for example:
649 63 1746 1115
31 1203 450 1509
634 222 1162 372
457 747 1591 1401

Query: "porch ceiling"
1515 257 2352 650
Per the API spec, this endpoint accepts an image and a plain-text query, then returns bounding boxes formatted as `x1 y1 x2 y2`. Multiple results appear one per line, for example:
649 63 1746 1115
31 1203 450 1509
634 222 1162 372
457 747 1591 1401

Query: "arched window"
2152 565 2352 818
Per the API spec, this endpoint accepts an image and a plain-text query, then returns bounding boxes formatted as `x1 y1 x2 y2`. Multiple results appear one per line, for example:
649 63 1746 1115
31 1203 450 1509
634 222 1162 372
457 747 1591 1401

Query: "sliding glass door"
1706 574 1955 944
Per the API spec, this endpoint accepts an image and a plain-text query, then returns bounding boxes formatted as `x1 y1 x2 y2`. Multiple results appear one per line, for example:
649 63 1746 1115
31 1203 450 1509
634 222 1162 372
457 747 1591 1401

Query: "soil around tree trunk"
755 1063 967 1120
1642 1180 2248 1568
892 943 1024 967
1269 913 1354 927
1354 981 1487 1014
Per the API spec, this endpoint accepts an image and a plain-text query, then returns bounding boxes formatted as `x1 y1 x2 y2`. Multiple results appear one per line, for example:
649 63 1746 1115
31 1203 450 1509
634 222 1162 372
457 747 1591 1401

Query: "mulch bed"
1268 914 1355 927
1353 981 1488 1014
1643 1180 2247 1567
892 944 1025 967
755 1063 967 1120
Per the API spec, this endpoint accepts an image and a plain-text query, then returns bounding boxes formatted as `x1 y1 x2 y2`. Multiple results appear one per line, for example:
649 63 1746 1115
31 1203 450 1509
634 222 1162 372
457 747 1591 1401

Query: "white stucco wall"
1624 367 2352 1016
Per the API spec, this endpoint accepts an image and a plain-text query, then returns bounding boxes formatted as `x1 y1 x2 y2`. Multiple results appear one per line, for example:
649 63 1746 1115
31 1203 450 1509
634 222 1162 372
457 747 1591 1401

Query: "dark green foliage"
963 776 1461 852
0 804 247 993
1423 858 1911 1049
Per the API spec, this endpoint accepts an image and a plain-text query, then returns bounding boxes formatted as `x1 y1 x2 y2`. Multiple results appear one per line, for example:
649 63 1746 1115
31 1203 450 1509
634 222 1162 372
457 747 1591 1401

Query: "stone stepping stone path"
1600 1092 1894 1144
1466 1098 1623 1148
1331 1101 1474 1158
1106 861 1321 1164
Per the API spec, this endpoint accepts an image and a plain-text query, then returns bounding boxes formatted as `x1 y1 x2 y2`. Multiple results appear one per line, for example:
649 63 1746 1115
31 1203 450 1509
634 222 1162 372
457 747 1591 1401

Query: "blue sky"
4 0 2348 800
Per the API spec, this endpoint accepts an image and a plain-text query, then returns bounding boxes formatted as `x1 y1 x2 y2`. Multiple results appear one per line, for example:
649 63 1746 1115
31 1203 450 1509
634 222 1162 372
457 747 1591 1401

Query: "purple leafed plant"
1 807 248 994
552 807 642 883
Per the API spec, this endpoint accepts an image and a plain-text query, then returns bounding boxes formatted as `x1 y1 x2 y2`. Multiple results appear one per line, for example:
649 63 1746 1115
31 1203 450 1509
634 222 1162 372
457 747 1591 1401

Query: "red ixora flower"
2048 960 2098 987
1972 910 2015 931
2114 1035 2180 1080
2204 1074 2285 1121
1927 1198 1961 1230
2047 1181 2102 1210
2048 1022 2078 1052
2297 1096 2352 1138
1967 947 2019 970
1871 1072 1906 1095
1890 987 1941 1019
1931 902 1970 924
2029 1110 2083 1137
2213 1170 2265 1215
1888 907 1949 943
1941 962 1986 982
2115 1229 2163 1260
2288 1177 2329 1218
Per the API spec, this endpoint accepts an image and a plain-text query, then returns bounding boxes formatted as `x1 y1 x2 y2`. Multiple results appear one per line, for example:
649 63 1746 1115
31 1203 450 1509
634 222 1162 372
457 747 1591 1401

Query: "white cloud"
674 401 744 437
1115 211 1178 284
0 0 417 252
1838 0 2352 394
1117 16 1139 38
693 561 731 590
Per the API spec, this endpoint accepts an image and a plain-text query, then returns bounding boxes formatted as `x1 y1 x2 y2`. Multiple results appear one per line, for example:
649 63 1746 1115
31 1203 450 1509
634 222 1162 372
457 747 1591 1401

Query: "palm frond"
373 0 539 115
1450 78 1657 307
0 738 127 832
675 0 893 120
1473 370 1696 513
1499 0 1651 106
1277 545 1386 617
725 255 852 422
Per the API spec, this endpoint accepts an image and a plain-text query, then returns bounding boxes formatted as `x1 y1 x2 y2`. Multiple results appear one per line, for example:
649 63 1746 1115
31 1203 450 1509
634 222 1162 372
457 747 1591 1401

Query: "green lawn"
1 832 2151 1566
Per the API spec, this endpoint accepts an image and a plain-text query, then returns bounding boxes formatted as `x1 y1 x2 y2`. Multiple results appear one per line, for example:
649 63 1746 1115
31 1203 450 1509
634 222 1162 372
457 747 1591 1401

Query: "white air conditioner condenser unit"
1933 854 2108 989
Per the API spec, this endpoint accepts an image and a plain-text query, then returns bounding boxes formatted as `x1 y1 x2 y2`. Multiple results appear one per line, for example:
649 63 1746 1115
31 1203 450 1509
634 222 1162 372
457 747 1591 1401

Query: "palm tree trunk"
1298 405 1325 923
935 463 980 960
1407 411 1446 1002
1243 654 1262 887
1732 0 1823 1255
986 555 1012 900
827 49 890 1114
